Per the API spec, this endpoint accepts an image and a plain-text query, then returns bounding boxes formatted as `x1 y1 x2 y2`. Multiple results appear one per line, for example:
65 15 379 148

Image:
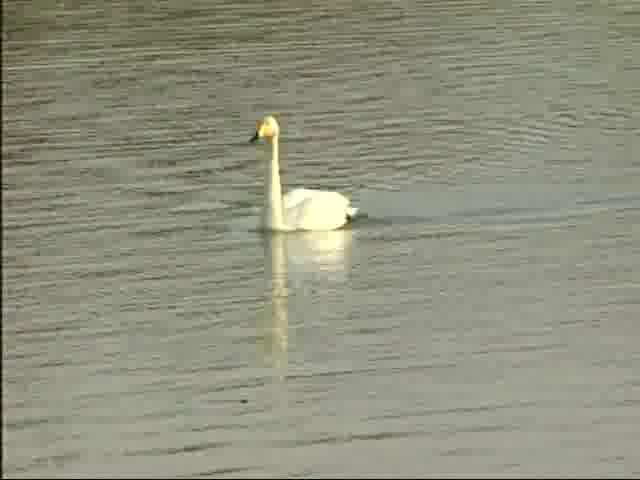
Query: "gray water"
3 0 640 477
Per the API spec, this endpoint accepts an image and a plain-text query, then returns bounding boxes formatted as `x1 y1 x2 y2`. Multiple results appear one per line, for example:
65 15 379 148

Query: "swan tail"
346 206 359 220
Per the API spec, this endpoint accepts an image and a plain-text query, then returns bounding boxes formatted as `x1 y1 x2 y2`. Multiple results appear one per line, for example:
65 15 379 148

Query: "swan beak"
249 131 259 143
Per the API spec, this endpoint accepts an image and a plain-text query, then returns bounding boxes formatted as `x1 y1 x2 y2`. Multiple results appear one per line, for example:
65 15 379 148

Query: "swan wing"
284 188 352 231
283 188 317 211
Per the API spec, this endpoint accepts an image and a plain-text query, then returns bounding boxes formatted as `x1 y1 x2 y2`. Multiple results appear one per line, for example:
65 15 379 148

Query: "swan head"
250 115 280 143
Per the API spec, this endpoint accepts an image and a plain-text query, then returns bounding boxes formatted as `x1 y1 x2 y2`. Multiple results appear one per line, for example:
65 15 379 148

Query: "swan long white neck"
263 135 286 231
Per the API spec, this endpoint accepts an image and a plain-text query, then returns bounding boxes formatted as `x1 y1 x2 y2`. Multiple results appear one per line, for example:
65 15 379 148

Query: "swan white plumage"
250 115 358 232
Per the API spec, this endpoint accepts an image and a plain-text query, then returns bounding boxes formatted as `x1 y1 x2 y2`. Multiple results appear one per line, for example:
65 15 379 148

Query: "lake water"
3 0 639 477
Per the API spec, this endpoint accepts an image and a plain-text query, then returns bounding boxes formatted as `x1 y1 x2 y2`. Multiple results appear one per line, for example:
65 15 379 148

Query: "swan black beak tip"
249 131 259 143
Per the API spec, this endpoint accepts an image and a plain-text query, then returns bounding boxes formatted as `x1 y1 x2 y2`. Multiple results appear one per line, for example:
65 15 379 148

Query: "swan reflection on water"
258 229 353 375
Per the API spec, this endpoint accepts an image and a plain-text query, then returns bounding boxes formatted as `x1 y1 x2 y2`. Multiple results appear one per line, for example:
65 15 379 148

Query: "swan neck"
263 135 285 230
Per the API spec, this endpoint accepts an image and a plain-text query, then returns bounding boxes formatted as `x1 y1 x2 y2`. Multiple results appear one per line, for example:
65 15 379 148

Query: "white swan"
250 115 358 232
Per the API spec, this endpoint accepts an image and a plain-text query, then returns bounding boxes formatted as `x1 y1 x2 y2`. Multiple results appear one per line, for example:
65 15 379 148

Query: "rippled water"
3 0 640 477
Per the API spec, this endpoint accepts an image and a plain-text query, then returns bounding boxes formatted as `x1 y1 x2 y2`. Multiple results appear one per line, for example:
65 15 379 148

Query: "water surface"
3 0 639 477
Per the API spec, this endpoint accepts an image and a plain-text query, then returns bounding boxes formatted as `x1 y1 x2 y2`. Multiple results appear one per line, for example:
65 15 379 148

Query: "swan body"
250 115 358 232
